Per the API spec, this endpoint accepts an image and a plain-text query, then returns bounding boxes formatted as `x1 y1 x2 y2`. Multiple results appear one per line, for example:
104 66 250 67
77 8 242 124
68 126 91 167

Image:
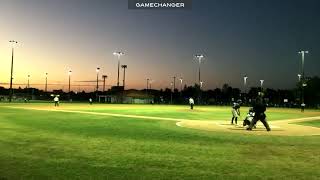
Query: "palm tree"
121 65 127 89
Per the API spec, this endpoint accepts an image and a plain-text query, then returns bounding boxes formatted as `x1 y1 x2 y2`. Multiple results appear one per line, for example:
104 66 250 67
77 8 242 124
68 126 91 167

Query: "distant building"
97 88 154 104
123 89 154 104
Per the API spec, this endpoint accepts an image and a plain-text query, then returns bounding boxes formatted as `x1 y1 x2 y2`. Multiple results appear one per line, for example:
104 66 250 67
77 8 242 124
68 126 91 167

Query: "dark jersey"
252 99 266 119
253 103 266 114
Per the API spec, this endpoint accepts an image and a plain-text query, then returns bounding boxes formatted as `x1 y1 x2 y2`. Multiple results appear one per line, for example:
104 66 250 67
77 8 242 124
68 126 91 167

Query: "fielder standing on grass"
54 96 59 107
189 97 194 110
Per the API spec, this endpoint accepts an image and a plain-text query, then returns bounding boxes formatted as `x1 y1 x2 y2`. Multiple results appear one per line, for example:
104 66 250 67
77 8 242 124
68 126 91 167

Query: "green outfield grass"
0 103 319 179
296 120 320 128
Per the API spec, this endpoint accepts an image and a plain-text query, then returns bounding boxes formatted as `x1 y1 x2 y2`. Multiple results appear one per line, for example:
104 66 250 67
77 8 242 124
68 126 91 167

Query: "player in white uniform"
243 108 256 128
189 97 194 110
54 96 59 107
89 98 93 105
231 103 240 125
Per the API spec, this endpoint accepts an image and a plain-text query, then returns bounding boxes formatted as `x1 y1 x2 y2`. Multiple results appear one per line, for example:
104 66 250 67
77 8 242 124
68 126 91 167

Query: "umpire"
247 96 271 131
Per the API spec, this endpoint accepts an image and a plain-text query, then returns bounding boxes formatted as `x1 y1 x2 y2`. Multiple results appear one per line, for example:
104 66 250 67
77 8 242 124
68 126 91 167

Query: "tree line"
0 76 319 108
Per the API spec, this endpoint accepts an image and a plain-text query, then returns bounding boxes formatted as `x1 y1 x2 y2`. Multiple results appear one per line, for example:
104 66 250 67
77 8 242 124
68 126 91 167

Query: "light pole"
298 51 308 80
298 50 308 112
149 79 153 90
260 79 264 91
27 75 31 99
298 74 301 82
170 82 173 104
121 65 127 89
113 51 124 87
195 54 204 104
45 73 48 92
9 40 18 102
96 67 100 101
200 81 204 104
244 75 248 102
68 70 72 100
96 67 100 91
102 75 108 92
146 78 149 94
27 75 30 89
200 81 204 89
173 76 176 91
194 54 204 85
243 75 248 92
179 78 183 92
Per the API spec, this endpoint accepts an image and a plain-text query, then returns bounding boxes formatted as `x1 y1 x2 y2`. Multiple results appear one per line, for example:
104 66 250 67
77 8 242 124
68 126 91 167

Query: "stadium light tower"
298 50 308 112
113 51 124 86
243 75 248 103
149 79 153 89
102 75 108 92
298 51 308 79
146 78 150 92
9 40 18 102
173 76 176 90
297 74 301 82
244 75 248 90
170 82 173 104
68 70 72 93
260 79 264 90
121 65 127 89
27 75 30 89
96 67 100 91
195 54 205 104
200 81 204 89
179 77 183 92
45 73 48 92
194 54 204 85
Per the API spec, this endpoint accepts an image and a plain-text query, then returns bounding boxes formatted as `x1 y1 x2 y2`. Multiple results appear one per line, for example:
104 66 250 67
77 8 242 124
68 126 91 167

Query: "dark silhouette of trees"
1 76 319 108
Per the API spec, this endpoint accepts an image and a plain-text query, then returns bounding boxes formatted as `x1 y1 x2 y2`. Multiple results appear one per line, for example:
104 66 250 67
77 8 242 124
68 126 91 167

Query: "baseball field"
0 103 319 179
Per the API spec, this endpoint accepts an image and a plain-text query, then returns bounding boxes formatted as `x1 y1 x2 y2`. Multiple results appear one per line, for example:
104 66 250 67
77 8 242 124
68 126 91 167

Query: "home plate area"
176 119 320 136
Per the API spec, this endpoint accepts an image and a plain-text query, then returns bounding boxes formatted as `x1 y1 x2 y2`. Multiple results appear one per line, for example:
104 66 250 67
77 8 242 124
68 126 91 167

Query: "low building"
123 90 154 104
97 89 154 104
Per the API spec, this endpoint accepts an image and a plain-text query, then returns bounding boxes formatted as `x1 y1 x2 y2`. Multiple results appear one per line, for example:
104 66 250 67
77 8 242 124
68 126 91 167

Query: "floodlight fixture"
244 75 248 85
260 79 264 88
298 74 301 81
179 77 183 92
113 51 124 58
200 81 204 88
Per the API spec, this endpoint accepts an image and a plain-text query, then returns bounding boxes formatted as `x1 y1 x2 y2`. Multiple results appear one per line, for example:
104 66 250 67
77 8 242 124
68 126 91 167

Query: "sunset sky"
0 0 319 92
